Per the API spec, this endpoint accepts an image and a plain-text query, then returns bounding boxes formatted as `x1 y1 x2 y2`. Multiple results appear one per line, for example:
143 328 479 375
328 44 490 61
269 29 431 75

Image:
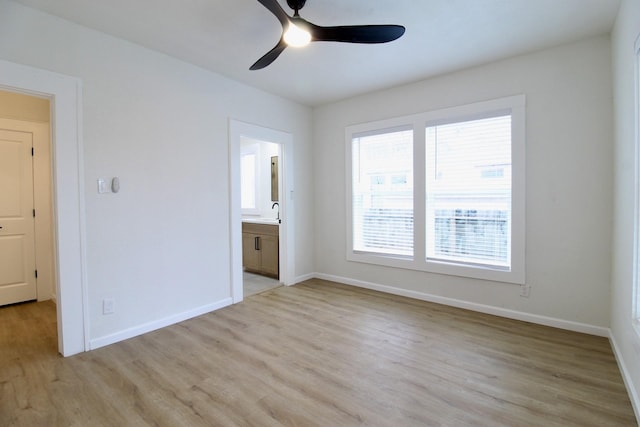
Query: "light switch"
97 178 108 194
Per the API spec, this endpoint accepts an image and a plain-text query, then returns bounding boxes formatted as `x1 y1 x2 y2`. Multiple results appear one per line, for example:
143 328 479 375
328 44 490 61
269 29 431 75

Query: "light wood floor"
1 279 637 426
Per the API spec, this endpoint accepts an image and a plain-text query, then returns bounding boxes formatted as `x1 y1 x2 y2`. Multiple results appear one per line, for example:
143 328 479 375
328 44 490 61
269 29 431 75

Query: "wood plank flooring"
1 279 637 426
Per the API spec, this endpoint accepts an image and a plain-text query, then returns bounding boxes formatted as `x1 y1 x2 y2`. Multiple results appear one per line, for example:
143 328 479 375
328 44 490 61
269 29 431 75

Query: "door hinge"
35 270 38 279
31 147 34 156
33 209 36 217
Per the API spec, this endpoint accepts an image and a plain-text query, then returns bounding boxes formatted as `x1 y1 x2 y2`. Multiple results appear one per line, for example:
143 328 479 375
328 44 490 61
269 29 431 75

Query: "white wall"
257 143 280 219
611 0 640 416
0 0 313 345
313 36 613 330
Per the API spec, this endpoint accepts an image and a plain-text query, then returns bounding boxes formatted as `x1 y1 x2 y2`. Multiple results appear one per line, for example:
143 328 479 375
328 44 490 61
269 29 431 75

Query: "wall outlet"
103 298 115 314
520 284 531 298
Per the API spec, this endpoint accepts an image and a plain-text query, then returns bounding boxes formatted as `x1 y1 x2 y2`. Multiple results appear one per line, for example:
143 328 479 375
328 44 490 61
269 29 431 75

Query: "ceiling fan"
250 0 405 70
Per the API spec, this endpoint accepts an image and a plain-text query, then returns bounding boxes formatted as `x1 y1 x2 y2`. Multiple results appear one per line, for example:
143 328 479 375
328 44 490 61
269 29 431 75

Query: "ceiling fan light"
284 23 311 47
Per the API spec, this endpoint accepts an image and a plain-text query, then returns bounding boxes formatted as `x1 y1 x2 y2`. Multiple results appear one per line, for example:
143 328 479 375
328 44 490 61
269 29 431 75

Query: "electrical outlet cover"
103 298 115 314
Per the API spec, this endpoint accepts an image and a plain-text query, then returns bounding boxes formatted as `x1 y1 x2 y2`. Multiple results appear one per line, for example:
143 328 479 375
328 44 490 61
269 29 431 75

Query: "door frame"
229 120 295 302
0 59 87 356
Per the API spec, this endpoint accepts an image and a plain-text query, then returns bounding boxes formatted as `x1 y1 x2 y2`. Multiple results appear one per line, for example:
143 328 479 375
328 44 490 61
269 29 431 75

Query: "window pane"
241 153 256 209
353 128 413 256
426 115 511 267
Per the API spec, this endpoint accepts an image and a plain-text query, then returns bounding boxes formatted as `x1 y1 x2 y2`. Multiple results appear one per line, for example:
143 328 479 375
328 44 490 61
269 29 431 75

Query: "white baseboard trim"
293 272 316 284
89 297 233 351
314 273 610 337
609 331 640 422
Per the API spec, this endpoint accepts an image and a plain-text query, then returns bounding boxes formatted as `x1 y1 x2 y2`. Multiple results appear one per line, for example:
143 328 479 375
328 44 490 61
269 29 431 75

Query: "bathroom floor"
243 271 281 297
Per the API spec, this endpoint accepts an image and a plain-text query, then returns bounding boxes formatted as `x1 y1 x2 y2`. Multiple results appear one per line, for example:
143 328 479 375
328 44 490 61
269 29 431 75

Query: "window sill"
347 251 524 285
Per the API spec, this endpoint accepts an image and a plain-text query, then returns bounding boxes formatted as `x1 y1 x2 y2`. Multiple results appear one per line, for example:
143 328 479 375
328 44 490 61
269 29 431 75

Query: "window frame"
346 95 526 285
633 34 640 336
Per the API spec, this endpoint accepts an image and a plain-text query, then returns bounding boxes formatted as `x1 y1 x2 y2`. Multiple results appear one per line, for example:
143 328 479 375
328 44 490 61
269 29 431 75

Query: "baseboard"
89 298 233 350
293 272 315 284
313 273 610 337
609 331 640 422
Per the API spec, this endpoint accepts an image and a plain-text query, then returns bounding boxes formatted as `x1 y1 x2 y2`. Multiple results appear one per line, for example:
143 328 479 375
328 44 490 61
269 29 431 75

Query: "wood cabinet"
242 222 279 278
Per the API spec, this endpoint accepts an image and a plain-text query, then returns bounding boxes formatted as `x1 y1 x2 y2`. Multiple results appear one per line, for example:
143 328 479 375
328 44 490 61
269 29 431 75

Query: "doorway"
0 59 86 356
229 120 295 303
240 137 283 296
0 107 56 307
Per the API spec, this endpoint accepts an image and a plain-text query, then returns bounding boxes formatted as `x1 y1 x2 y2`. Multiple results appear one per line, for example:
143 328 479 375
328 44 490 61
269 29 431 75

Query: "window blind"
425 115 512 267
352 128 414 256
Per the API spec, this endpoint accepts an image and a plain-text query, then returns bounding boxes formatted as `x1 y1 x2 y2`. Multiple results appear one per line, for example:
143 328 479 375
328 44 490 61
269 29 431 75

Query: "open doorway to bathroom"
240 137 282 296
229 120 295 304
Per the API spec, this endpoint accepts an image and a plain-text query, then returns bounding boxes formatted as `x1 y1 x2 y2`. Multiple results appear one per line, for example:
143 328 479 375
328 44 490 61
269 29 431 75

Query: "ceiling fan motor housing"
286 0 306 12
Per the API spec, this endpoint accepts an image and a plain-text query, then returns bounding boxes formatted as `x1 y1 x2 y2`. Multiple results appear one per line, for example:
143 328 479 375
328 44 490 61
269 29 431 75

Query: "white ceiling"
11 0 621 106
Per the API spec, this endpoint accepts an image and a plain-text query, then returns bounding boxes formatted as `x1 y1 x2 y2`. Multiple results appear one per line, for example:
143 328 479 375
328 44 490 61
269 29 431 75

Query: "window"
347 96 525 284
241 148 258 213
426 115 512 269
633 34 640 333
352 127 414 256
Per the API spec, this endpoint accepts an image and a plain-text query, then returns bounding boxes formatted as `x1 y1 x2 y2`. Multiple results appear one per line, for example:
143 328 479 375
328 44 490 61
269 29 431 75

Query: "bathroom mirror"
271 156 278 202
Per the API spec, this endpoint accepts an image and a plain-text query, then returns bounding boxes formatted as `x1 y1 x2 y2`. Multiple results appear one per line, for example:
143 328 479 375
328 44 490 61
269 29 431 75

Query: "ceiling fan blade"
250 39 288 70
256 0 290 27
310 24 405 44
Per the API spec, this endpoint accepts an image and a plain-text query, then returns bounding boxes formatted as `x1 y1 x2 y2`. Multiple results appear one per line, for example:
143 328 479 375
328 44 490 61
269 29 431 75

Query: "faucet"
272 202 280 223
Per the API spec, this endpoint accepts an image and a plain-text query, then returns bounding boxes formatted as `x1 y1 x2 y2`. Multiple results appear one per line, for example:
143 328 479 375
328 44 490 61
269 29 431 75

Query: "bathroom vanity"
242 221 279 278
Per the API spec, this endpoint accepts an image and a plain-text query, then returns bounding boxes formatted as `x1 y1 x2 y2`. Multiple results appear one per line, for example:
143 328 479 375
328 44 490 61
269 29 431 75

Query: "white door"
0 128 36 306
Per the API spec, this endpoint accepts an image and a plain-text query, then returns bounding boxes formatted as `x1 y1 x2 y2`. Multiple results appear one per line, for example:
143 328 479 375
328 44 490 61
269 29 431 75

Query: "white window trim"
346 95 526 285
632 34 640 337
